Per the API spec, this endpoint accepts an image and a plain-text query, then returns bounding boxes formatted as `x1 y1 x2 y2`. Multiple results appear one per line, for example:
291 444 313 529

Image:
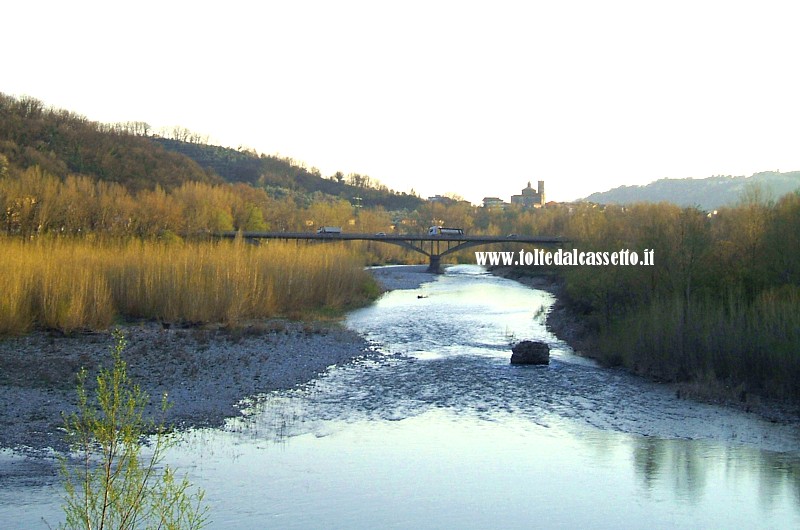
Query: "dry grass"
0 237 378 335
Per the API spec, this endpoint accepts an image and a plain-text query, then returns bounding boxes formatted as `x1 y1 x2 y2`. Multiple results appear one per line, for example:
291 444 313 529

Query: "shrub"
59 330 209 529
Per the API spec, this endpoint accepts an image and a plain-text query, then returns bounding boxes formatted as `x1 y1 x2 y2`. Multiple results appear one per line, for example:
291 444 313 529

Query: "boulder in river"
510 340 550 365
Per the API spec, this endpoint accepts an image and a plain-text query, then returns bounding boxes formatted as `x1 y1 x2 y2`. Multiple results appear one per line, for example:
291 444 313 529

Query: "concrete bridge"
219 231 567 273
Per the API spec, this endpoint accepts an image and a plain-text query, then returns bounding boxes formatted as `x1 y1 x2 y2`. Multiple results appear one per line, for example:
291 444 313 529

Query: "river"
2 265 799 528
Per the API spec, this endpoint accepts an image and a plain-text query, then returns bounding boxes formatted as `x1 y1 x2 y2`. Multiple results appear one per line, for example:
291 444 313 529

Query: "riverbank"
367 264 436 291
491 265 800 425
0 266 435 454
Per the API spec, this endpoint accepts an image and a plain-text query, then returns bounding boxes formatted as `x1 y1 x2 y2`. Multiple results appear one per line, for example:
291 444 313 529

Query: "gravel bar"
0 266 434 453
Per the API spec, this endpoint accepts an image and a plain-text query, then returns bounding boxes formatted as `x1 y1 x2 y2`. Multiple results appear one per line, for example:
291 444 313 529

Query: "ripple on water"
3 265 800 530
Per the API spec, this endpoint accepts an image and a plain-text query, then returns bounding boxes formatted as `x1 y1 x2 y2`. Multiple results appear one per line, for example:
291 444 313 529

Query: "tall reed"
0 238 114 334
0 244 35 335
598 287 800 401
0 237 377 335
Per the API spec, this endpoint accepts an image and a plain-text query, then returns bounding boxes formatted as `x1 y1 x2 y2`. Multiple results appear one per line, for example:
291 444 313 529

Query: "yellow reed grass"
0 245 35 335
0 237 377 335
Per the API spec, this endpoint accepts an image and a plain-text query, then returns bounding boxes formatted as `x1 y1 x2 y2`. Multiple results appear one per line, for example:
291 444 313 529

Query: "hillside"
153 138 424 210
0 94 219 190
0 93 423 211
584 171 800 210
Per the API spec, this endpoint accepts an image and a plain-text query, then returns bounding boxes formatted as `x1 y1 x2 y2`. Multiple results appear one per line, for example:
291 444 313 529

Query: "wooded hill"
584 171 800 210
0 93 423 210
153 138 423 210
0 94 219 191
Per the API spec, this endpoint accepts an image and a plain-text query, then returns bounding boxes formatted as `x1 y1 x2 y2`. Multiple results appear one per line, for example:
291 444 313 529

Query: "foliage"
0 92 420 214
0 165 413 237
0 238 379 335
0 94 218 192
541 196 800 402
600 287 800 399
59 330 208 529
153 138 424 211
473 192 800 402
3 92 799 402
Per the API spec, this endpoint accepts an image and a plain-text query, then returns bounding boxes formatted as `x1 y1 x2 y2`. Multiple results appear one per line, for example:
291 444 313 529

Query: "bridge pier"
427 254 442 274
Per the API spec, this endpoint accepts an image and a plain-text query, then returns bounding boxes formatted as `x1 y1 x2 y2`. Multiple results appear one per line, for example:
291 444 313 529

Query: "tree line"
490 192 799 403
0 94 219 191
400 187 800 402
3 93 798 403
0 165 411 239
3 162 799 401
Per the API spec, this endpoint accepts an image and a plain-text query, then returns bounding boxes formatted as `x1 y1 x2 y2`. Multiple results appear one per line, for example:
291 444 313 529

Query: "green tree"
59 330 208 529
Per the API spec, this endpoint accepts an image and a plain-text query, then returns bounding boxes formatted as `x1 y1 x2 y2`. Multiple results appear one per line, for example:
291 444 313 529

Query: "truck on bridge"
428 226 464 236
316 226 342 234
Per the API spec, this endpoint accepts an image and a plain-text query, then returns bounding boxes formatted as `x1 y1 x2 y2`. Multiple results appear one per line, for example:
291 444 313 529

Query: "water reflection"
216 374 800 527
206 265 800 526
2 265 799 528
182 400 800 529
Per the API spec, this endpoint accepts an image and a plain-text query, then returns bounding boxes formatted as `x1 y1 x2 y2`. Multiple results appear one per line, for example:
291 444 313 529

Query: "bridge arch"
371 238 522 273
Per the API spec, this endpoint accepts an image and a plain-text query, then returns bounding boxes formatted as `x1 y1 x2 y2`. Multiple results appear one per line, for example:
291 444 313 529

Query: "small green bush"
59 329 209 529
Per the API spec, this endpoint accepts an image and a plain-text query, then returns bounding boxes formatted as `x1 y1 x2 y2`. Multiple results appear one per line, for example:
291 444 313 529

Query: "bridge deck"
220 231 566 244
219 231 567 273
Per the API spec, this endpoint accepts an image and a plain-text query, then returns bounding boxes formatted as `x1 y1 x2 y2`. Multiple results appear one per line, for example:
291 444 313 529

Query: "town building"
482 197 507 210
510 181 545 208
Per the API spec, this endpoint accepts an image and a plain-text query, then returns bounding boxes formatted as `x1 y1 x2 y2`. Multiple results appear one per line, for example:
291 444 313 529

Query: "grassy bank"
0 237 379 335
600 288 800 402
495 263 800 405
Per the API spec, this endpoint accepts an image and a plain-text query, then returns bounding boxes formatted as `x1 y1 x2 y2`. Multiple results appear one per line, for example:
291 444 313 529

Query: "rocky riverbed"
490 265 800 426
6 262 794 456
0 266 436 453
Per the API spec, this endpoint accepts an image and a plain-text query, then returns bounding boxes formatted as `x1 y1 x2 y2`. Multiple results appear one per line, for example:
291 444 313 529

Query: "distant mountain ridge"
584 171 800 210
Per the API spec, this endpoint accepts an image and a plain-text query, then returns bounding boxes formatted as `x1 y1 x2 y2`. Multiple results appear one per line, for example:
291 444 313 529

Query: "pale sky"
3 0 799 204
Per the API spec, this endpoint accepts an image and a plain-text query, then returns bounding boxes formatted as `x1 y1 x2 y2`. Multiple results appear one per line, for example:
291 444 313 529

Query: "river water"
2 265 800 528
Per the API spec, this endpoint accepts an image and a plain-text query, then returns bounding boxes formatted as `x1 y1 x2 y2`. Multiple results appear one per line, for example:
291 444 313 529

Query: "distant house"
511 181 545 208
428 194 469 205
482 197 507 209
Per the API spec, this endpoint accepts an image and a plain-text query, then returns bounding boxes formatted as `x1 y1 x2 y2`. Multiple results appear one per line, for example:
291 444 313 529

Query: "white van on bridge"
428 226 464 236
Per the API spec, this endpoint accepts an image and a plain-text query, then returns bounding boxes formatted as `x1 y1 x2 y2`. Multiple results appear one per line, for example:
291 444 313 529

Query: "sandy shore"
0 266 435 454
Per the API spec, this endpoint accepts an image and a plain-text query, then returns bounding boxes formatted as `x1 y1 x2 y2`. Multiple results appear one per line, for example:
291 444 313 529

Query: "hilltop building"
427 194 468 206
482 197 506 210
511 181 545 208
